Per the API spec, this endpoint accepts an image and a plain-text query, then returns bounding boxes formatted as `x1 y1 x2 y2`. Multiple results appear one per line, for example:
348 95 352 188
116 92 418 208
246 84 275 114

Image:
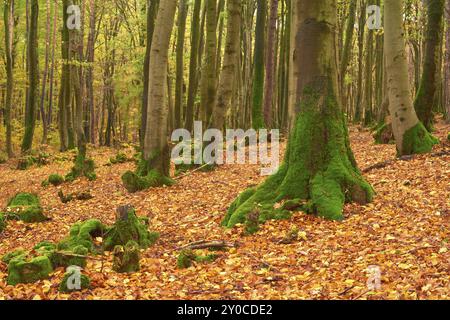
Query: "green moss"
121 169 174 193
112 240 140 273
59 269 91 293
47 174 65 186
0 213 6 234
7 255 53 286
401 122 438 155
35 241 88 268
5 193 49 223
2 249 27 264
373 122 394 144
65 152 97 182
57 219 107 253
110 153 128 164
103 208 159 251
223 85 374 227
17 156 36 170
177 250 218 269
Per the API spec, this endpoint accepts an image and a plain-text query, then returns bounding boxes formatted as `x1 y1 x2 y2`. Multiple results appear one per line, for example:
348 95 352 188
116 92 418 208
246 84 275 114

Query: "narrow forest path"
0 122 448 300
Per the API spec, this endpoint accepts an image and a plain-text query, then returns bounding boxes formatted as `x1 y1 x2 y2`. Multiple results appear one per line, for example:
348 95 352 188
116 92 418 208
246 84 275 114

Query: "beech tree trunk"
4 0 14 157
384 0 437 156
224 0 373 227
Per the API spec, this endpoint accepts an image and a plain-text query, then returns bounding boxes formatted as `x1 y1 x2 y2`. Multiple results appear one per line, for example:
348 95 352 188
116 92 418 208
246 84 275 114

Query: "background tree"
3 0 14 157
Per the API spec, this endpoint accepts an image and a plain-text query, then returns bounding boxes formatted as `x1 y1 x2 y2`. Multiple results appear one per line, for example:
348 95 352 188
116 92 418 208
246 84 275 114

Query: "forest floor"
0 121 449 300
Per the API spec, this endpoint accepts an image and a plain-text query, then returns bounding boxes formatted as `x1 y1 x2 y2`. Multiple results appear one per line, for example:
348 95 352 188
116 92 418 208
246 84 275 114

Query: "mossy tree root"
401 122 438 155
223 89 374 228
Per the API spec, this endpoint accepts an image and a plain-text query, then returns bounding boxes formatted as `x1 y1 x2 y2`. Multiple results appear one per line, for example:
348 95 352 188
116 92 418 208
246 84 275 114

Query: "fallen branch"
177 240 238 251
55 251 104 261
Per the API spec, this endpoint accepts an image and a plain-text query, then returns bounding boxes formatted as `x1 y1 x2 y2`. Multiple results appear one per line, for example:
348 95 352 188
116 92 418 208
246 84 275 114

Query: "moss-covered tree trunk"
211 0 241 130
251 0 267 129
384 0 437 156
223 0 374 227
4 0 14 158
142 0 177 179
21 0 39 154
413 0 445 131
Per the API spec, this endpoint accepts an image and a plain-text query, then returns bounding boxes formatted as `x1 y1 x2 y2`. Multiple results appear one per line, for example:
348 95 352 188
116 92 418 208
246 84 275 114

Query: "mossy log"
5 193 49 223
58 190 93 204
34 241 88 268
103 205 159 251
112 240 140 273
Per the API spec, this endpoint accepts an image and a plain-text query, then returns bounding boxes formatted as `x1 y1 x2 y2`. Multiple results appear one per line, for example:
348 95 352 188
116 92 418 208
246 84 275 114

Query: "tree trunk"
384 0 437 156
85 0 96 144
175 0 188 130
211 0 241 130
4 0 14 158
21 0 39 154
185 0 202 132
140 0 159 148
263 0 279 128
414 0 445 130
224 0 374 227
39 0 51 144
445 0 450 122
200 0 218 125
251 0 267 129
143 0 177 178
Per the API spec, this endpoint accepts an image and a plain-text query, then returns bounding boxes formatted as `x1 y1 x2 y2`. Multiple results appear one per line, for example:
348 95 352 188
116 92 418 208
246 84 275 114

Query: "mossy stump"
103 205 159 251
65 152 97 182
6 255 53 286
59 268 91 293
34 241 88 268
112 240 140 273
5 193 49 223
57 219 107 253
223 86 374 227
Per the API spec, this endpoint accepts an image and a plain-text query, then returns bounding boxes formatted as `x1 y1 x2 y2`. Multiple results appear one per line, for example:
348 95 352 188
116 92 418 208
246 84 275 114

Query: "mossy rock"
6 255 53 286
57 219 107 253
5 193 49 223
177 250 218 269
103 206 159 251
112 241 140 273
0 213 6 234
34 241 88 268
59 268 91 293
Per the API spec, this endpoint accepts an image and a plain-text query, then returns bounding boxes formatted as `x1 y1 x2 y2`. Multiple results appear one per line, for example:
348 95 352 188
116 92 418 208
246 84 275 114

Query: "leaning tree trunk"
384 0 437 156
211 0 241 130
4 0 14 158
21 0 39 154
413 0 445 130
223 0 374 227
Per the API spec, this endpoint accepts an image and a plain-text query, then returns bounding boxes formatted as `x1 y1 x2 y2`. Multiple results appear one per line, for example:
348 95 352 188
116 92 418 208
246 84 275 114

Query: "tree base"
65 152 97 182
223 90 373 228
373 122 395 144
401 122 438 155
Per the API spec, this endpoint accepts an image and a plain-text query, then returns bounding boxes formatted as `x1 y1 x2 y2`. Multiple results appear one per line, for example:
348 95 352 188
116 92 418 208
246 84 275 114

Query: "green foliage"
401 122 438 155
59 270 91 293
5 193 49 223
43 174 65 187
110 153 129 164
